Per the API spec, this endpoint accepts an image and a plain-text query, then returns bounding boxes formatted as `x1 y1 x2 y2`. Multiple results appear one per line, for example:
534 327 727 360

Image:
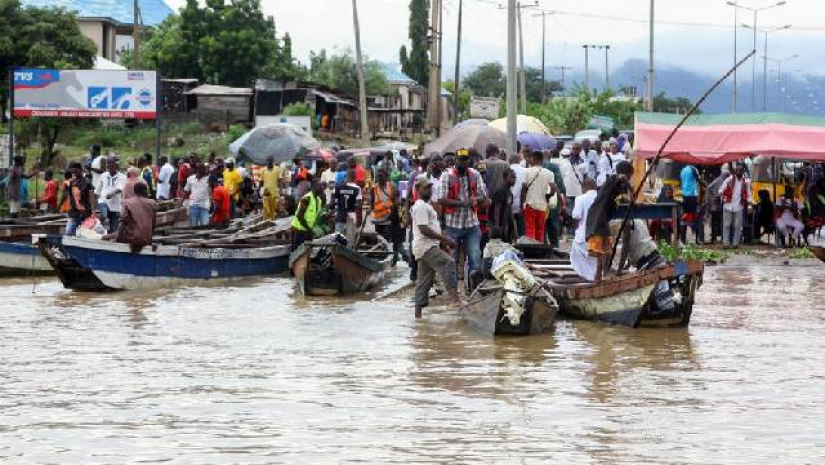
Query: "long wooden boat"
0 206 187 274
526 259 704 328
810 246 825 264
462 280 558 336
289 233 392 296
38 219 292 291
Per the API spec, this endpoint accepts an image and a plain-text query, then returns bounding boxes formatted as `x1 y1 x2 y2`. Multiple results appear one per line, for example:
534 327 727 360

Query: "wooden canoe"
289 233 392 296
526 259 704 328
462 280 559 336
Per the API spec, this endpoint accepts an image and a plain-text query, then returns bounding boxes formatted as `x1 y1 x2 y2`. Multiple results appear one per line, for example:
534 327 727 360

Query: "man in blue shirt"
680 164 705 243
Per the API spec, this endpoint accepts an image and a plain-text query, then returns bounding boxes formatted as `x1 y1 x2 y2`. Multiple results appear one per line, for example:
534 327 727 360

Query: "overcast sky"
164 0 825 79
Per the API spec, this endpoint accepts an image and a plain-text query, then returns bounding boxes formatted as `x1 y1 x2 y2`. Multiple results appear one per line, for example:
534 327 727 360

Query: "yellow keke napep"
749 156 804 202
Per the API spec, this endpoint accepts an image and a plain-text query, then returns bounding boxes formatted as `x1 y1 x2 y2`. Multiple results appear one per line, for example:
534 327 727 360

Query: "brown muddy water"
1 263 823 464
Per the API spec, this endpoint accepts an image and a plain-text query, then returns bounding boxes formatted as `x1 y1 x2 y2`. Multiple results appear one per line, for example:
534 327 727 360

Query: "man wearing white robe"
571 179 599 281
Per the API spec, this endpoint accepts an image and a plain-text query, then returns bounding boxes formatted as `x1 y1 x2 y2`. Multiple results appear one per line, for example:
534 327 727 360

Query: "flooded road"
1 264 823 464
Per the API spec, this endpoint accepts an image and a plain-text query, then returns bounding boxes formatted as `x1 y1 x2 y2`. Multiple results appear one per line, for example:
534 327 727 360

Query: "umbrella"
453 118 490 129
228 123 320 165
489 115 552 136
517 132 557 151
424 124 507 156
375 140 417 152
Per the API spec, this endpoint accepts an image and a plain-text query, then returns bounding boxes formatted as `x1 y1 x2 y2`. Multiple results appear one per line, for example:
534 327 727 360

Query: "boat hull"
290 242 389 296
39 235 290 291
0 241 52 273
462 284 558 336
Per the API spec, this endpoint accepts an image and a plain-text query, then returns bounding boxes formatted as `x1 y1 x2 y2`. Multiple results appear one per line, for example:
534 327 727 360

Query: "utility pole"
453 0 463 120
427 0 443 133
551 66 572 92
583 45 590 93
351 0 370 146
133 0 140 68
506 0 517 157
604 45 611 90
533 11 556 103
500 1 536 113
647 0 655 111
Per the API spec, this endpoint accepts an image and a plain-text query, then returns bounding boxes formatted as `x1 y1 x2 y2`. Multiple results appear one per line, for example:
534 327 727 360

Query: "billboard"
469 96 500 120
12 69 158 119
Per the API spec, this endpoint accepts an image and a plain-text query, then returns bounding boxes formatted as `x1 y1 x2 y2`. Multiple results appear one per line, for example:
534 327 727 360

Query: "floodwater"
1 263 823 464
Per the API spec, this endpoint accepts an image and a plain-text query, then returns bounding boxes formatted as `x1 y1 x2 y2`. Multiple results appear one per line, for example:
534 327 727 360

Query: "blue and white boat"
0 240 53 272
38 219 293 291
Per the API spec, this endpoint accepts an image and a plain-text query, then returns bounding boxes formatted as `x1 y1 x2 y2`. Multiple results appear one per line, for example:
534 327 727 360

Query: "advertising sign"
12 69 158 119
469 96 500 120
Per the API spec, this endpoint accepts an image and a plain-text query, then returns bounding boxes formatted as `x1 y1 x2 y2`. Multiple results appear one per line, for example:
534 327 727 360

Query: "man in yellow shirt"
223 158 243 218
261 157 282 221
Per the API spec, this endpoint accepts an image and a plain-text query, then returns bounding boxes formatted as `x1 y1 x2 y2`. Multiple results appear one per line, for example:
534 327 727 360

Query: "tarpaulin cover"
634 112 825 165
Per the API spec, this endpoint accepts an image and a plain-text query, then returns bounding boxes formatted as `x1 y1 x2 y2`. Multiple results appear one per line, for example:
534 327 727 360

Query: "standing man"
155 156 174 200
332 169 362 243
521 151 556 242
5 156 37 217
209 174 231 229
571 179 599 281
596 141 613 187
438 150 489 280
371 169 401 265
95 157 126 233
176 154 194 199
543 150 567 248
261 157 282 221
182 162 211 227
479 143 510 197
65 162 94 236
222 158 243 218
88 145 105 190
509 153 526 238
291 181 326 250
411 175 462 319
580 139 599 181
720 164 750 249
558 148 583 233
679 163 705 243
488 168 517 243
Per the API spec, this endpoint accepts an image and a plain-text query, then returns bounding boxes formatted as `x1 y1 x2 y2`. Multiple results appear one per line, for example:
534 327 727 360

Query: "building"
22 0 174 62
185 84 253 128
370 63 454 137
254 80 358 136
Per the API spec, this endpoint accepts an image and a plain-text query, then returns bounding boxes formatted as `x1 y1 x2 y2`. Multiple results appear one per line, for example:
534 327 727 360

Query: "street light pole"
647 0 655 111
583 45 590 93
506 0 517 157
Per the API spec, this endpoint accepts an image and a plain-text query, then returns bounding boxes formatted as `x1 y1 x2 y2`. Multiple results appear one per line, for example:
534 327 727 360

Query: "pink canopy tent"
634 112 825 165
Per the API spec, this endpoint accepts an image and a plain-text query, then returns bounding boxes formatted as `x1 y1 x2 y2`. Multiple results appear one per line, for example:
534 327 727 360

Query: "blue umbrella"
517 132 557 151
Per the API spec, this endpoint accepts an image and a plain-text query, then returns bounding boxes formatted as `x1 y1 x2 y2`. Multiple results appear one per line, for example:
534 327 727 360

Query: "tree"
140 0 300 87
527 89 642 135
0 0 96 165
443 79 472 120
524 67 564 103
462 62 506 98
308 49 390 97
653 92 697 114
0 0 96 120
399 0 429 86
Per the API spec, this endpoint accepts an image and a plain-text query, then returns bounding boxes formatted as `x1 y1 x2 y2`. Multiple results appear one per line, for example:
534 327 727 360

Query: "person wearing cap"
596 141 613 188
222 158 243 218
411 174 462 318
209 174 231 229
438 149 489 279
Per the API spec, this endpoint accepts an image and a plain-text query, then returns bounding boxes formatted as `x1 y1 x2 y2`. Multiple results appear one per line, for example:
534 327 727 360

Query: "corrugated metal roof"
311 89 356 108
377 62 417 85
185 84 253 96
21 0 173 27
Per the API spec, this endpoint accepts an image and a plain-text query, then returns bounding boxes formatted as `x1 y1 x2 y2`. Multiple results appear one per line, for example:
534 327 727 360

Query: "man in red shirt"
347 157 367 187
176 155 193 199
209 175 231 229
41 169 60 213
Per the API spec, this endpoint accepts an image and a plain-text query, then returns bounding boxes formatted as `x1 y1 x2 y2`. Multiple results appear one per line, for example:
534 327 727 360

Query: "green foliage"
524 67 563 103
462 62 506 98
282 103 314 117
308 49 391 96
226 124 246 144
525 89 642 135
0 0 96 163
443 80 473 121
789 248 814 259
399 0 429 86
653 92 698 114
658 240 729 263
140 0 302 87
